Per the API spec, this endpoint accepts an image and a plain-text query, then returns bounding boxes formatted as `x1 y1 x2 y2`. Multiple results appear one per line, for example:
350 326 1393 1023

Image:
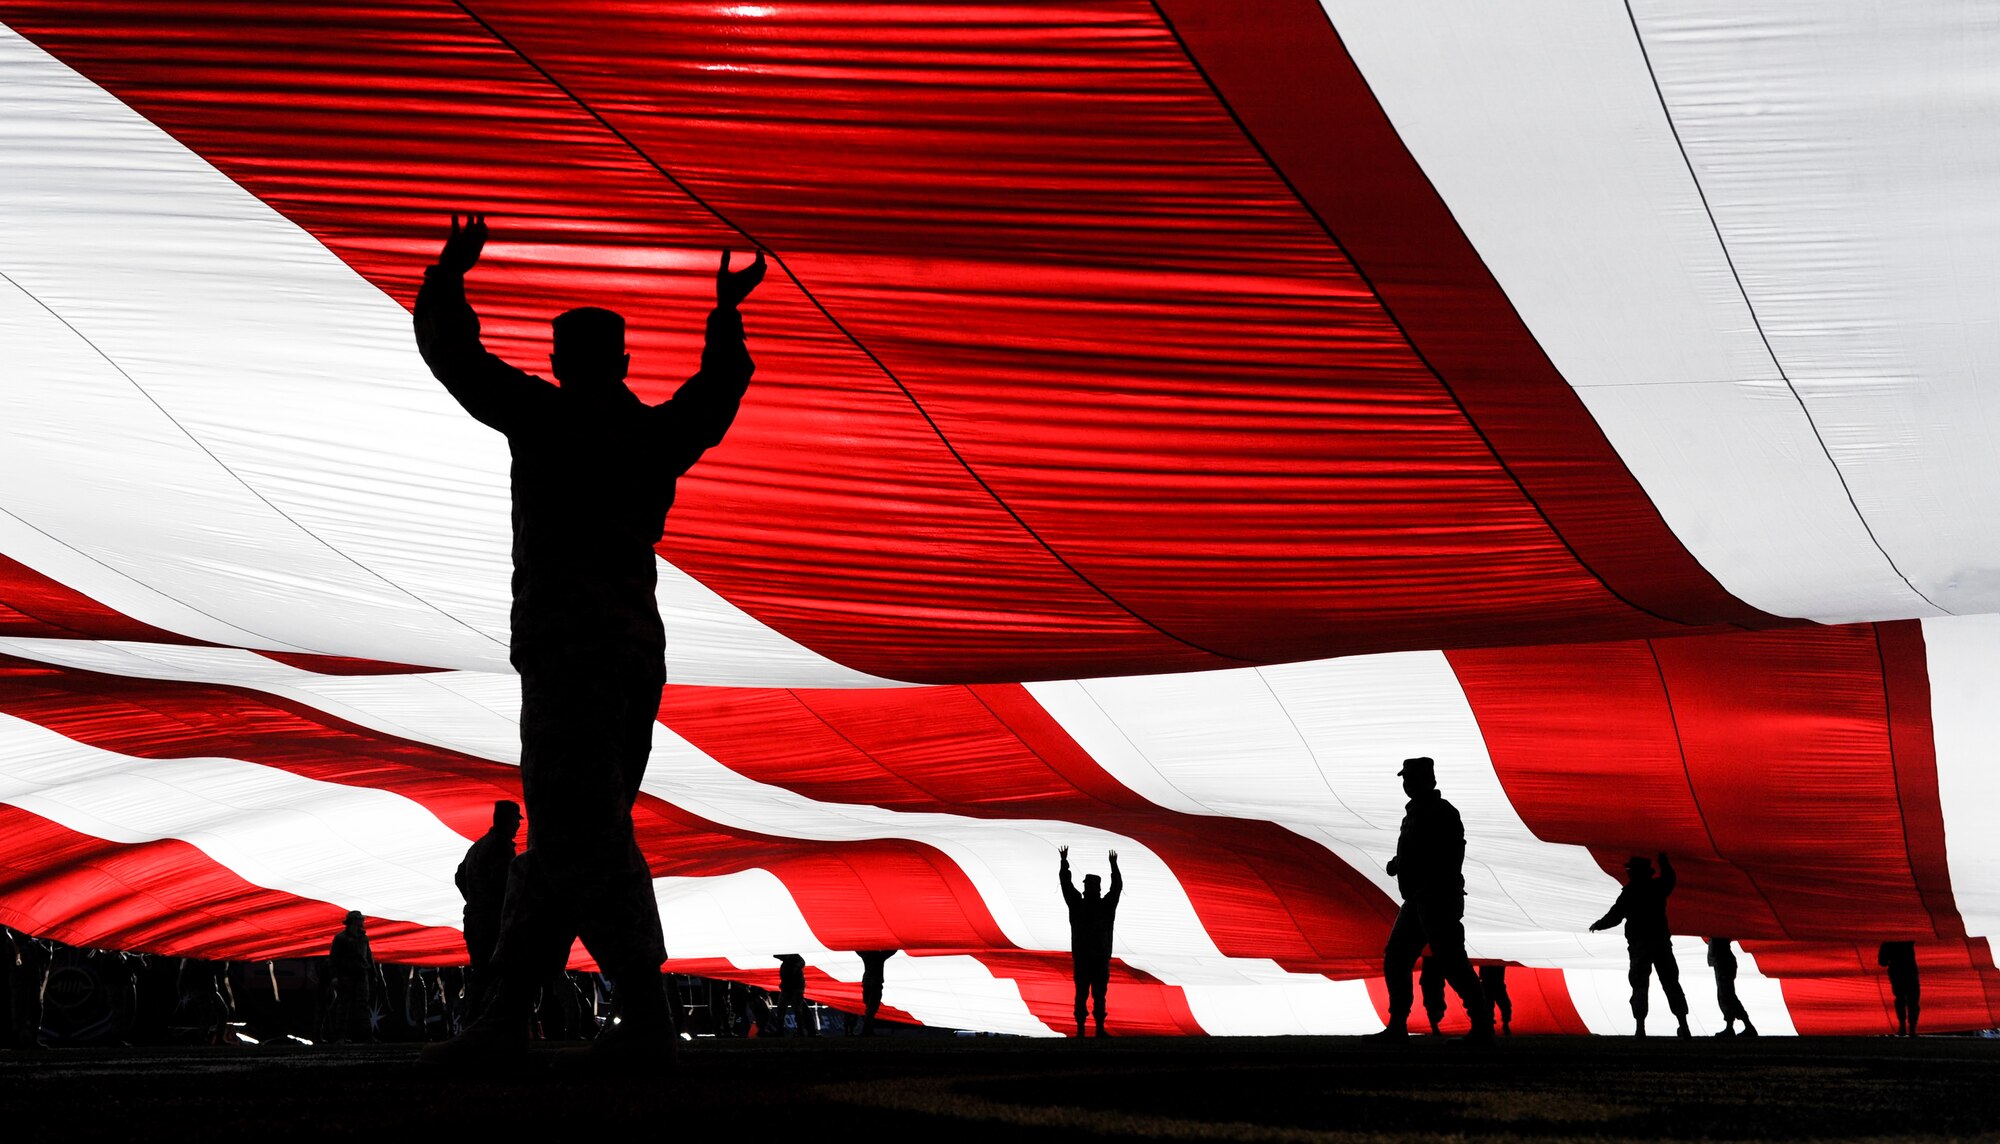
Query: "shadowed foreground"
6 1035 1998 1141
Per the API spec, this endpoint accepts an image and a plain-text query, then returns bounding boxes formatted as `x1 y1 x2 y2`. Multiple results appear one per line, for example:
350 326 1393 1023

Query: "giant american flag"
1 2 1998 1036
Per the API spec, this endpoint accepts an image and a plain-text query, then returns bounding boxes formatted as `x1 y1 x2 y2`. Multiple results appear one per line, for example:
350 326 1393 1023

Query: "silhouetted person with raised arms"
1059 845 1121 1037
1591 853 1689 1037
415 214 767 1066
1374 756 1492 1043
1706 938 1757 1037
774 953 813 1036
454 799 521 1018
328 910 375 1043
1479 963 1512 1036
856 949 895 1036
1878 940 1920 1036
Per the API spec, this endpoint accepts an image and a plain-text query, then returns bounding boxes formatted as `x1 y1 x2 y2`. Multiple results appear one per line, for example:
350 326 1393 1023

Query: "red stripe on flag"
0 804 463 962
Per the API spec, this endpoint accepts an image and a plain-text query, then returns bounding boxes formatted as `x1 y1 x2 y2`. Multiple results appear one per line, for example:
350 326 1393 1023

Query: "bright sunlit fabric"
1 4 1998 1035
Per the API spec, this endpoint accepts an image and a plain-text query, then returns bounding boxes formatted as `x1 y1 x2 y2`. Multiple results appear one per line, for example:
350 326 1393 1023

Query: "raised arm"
654 250 767 474
413 214 551 434
1107 849 1123 906
1657 852 1676 896
1058 845 1079 907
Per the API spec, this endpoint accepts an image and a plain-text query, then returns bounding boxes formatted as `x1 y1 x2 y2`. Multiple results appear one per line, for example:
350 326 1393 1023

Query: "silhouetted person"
774 954 813 1036
1375 757 1491 1043
1479 963 1513 1036
414 215 766 1065
328 911 375 1042
1878 940 1920 1036
857 950 895 1036
1419 954 1447 1035
454 799 521 1019
1706 938 1757 1037
1591 853 1689 1037
1059 846 1122 1037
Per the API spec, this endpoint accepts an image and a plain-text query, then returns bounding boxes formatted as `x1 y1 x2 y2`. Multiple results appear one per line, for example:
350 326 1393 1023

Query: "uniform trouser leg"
1090 965 1109 1029
1420 955 1447 1028
1382 904 1427 1027
1653 944 1689 1017
1480 964 1512 1025
1416 898 1490 1028
1385 898 1488 1029
485 653 667 1028
1714 969 1747 1023
1628 948 1653 1022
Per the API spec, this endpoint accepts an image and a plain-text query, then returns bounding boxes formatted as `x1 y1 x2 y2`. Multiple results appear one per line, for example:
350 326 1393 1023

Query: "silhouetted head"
1625 856 1654 880
1399 756 1437 799
1083 873 1102 900
344 910 365 931
493 799 521 834
551 307 630 391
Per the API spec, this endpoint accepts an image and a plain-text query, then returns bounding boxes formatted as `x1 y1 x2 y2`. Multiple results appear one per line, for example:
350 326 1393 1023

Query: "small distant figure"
1375 757 1491 1043
1590 853 1689 1038
1877 941 1920 1037
774 954 814 1037
328 911 376 1042
1478 964 1513 1036
1705 938 1757 1037
454 799 521 1018
1419 954 1447 1035
1059 846 1122 1037
856 950 896 1036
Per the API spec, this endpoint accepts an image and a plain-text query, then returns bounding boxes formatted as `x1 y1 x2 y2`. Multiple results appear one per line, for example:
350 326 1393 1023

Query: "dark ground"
4 1035 1997 1142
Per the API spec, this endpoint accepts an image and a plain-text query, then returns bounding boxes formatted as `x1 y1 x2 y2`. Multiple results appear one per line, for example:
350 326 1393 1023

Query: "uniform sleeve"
1059 856 1080 907
654 306 756 475
414 265 553 434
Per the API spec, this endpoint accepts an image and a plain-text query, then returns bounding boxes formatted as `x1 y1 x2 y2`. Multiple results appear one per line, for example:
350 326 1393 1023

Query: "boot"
593 968 676 1068
1676 1019 1691 1039
419 975 533 1070
1366 1018 1410 1040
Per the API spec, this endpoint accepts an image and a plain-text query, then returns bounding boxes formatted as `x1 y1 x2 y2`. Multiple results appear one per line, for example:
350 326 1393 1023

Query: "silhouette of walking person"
1059 846 1121 1037
1877 941 1920 1036
1374 757 1492 1043
1706 938 1757 1037
1591 853 1690 1037
856 950 895 1036
454 800 520 1019
327 911 375 1043
1478 963 1512 1036
415 214 767 1066
774 954 814 1037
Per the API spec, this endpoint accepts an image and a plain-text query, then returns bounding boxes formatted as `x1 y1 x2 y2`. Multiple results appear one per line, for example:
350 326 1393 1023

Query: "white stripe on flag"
1320 0 1940 624
1921 615 2000 944
0 711 467 927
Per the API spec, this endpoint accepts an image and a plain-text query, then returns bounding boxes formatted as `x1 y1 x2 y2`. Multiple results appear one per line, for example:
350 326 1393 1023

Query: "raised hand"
717 249 768 309
1058 845 1069 859
439 213 488 275
1108 850 1119 862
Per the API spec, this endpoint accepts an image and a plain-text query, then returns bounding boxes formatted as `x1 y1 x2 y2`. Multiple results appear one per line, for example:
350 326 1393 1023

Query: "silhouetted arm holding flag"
654 250 767 474
414 213 552 434
1657 852 1676 896
1058 845 1080 908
